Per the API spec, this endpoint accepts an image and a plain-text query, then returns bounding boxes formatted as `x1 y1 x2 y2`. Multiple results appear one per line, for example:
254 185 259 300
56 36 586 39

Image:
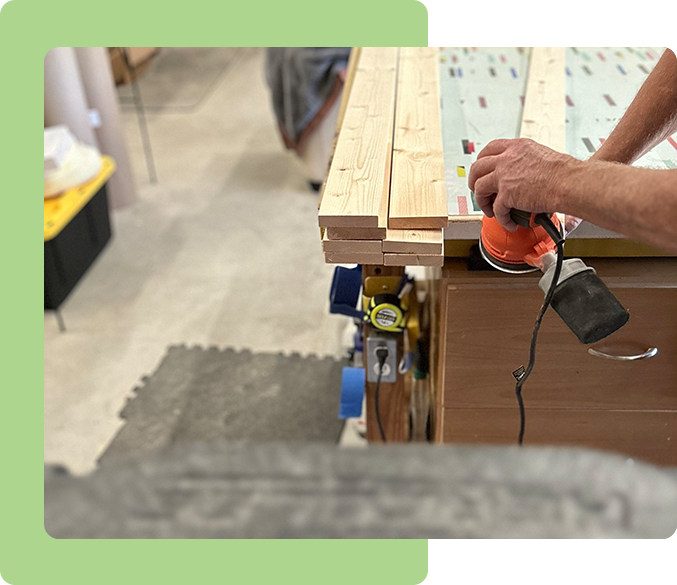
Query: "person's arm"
559 162 677 253
592 48 677 165
560 48 677 235
468 48 677 250
467 138 677 253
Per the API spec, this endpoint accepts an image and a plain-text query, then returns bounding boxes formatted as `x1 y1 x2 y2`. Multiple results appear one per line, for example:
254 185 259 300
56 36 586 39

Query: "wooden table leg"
362 265 410 443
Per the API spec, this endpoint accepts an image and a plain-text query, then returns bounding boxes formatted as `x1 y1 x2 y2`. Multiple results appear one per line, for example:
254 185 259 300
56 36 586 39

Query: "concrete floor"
44 48 348 474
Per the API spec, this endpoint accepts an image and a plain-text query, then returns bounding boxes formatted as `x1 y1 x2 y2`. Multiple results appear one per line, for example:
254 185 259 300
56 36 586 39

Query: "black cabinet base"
44 185 112 310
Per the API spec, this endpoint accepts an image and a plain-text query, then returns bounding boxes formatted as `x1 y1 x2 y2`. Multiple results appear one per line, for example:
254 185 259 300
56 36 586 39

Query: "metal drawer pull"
588 347 658 361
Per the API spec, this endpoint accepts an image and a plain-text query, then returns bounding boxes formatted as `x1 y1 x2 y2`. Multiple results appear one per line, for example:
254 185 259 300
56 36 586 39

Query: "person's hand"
467 138 580 231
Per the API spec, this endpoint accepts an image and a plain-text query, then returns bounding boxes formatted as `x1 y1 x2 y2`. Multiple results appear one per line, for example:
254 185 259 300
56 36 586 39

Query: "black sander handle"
539 259 629 344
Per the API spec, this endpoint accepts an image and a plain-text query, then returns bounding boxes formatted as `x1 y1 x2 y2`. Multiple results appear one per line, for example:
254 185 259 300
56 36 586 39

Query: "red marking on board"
458 196 468 215
468 141 475 153
500 54 506 63
599 138 606 143
603 94 616 106
452 54 458 63
479 96 487 108
519 95 525 105
566 95 574 107
667 136 677 151
597 52 605 61
645 51 654 60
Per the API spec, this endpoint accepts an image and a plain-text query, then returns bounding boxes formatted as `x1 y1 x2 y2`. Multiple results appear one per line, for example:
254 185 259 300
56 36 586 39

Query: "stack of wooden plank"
318 47 447 267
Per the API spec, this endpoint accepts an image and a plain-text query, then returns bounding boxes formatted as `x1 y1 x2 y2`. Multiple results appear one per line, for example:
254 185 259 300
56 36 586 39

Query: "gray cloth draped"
265 47 350 151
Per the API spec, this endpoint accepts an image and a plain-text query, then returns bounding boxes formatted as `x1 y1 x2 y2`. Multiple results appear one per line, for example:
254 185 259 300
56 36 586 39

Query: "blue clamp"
329 265 365 320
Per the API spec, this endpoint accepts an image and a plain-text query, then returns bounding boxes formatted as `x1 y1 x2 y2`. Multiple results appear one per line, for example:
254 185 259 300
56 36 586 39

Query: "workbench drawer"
435 259 677 463
442 285 677 411
442 409 677 467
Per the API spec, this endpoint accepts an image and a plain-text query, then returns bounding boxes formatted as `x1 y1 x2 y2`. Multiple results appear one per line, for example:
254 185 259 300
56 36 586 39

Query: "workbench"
320 47 676 466
433 258 677 466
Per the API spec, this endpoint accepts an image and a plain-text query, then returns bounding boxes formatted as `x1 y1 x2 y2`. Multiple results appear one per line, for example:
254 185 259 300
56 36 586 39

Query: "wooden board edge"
389 216 448 229
322 233 383 254
318 47 362 211
319 215 381 229
325 251 384 265
326 227 386 241
384 253 444 267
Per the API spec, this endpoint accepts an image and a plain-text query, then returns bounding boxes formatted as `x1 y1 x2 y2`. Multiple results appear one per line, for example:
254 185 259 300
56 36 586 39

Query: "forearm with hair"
592 48 677 165
557 162 677 253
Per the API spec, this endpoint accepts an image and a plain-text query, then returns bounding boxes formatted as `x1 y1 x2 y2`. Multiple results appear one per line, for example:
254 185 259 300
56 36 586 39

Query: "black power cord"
374 346 389 442
514 214 565 445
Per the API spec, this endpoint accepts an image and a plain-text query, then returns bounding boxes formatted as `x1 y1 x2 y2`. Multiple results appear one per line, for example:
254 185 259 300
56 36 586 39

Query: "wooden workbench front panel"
437 259 677 466
443 410 677 466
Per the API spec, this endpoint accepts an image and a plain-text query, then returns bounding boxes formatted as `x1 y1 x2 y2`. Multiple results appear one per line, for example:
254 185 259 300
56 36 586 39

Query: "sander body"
480 211 629 344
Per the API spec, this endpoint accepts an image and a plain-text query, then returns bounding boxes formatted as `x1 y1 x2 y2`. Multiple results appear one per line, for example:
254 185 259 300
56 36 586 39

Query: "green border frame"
0 0 428 583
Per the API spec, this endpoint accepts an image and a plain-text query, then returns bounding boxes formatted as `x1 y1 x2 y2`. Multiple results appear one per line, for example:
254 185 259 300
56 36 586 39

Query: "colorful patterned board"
440 47 675 219
565 47 675 168
439 48 529 216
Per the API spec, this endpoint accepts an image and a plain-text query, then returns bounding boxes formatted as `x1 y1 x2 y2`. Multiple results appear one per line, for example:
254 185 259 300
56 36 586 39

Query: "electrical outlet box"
366 335 397 383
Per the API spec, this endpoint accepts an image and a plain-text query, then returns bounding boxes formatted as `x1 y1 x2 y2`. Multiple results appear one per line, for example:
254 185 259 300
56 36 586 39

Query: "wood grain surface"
442 285 677 411
325 226 386 241
383 228 443 254
324 251 384 265
317 47 362 212
388 47 447 229
443 408 677 466
434 259 677 461
318 47 398 228
322 232 382 254
384 253 444 267
362 265 410 442
520 47 566 151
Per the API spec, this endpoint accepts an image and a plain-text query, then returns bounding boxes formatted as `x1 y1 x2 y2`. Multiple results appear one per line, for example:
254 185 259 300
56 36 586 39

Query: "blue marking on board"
510 67 517 78
617 64 626 75
457 67 463 78
566 67 572 77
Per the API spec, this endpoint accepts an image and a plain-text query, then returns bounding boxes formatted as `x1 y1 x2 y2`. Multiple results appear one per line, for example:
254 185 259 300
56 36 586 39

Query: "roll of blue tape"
339 367 365 419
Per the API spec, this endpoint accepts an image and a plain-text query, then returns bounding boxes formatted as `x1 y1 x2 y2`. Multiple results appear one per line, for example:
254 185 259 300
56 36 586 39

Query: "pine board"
325 251 384 265
383 228 443 254
318 47 398 228
520 47 566 151
322 233 382 254
388 47 447 229
383 253 444 267
325 226 386 241
318 47 362 212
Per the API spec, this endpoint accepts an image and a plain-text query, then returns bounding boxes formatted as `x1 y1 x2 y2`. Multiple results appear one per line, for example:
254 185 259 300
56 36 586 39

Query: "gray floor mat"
99 345 347 466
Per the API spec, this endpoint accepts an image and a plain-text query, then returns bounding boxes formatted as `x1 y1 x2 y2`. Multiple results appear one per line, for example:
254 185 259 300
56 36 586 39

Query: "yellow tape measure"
365 294 406 333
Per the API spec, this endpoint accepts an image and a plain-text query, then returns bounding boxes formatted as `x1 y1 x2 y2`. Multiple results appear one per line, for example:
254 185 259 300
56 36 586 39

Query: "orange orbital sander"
479 209 629 345
480 209 562 274
480 208 631 445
